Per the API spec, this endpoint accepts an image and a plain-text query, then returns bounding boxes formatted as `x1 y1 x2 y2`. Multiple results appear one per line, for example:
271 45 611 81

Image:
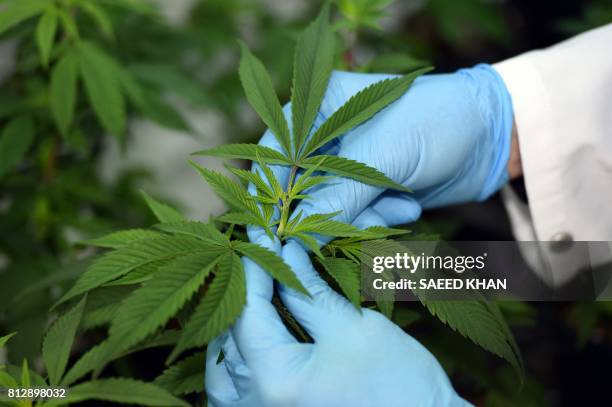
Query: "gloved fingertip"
352 208 388 229
247 225 281 253
370 193 422 226
281 240 330 298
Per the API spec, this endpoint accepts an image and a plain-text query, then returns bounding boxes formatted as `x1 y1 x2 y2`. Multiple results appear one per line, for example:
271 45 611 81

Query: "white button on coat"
494 24 612 288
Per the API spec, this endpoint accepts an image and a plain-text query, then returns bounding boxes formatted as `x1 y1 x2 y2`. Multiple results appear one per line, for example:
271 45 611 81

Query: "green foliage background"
1 0 611 406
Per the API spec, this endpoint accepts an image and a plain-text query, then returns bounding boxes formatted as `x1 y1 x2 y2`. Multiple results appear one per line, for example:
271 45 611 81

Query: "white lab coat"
493 24 612 289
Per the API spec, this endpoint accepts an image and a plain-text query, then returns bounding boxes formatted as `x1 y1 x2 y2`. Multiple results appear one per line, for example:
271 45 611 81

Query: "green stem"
276 165 299 237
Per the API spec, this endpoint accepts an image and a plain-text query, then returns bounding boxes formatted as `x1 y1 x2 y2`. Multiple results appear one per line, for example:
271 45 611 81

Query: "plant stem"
276 165 299 237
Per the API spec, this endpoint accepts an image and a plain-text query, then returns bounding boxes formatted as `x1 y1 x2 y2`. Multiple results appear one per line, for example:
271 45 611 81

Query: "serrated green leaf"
288 212 369 238
77 41 125 137
292 174 334 195
155 221 228 246
238 42 292 156
169 252 246 362
141 191 185 223
36 6 58 67
61 341 109 386
255 156 284 199
55 236 211 307
234 241 308 295
82 229 162 249
104 251 225 363
293 233 324 259
301 68 432 157
0 0 47 35
422 300 523 379
0 332 16 348
362 226 409 238
0 115 35 179
78 0 113 39
218 212 265 226
300 155 409 192
42 297 86 386
63 378 189 406
352 245 396 317
329 226 409 246
193 143 292 165
102 261 166 287
291 3 334 154
228 167 276 201
82 286 135 331
51 51 78 136
61 331 180 386
154 352 205 395
318 257 361 309
189 161 263 220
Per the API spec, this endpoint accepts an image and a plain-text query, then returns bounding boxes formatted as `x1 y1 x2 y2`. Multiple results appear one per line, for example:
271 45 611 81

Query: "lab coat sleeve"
493 24 612 287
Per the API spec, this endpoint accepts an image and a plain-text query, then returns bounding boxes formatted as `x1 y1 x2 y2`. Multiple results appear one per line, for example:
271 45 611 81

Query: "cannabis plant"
39 5 523 402
0 328 190 406
0 3 524 405
0 0 209 363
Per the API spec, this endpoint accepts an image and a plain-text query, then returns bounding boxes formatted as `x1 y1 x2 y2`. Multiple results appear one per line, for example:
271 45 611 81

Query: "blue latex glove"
204 65 510 405
250 64 514 228
205 230 469 406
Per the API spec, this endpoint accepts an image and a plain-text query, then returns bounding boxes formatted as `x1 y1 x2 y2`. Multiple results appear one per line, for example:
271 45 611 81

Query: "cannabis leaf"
229 167 278 203
103 250 226 361
142 191 186 223
193 144 292 165
0 332 17 348
55 236 211 307
42 296 86 386
189 162 264 222
300 155 410 192
0 0 47 35
0 115 35 179
291 3 335 154
51 51 78 135
154 352 205 395
78 0 113 39
155 221 227 245
318 257 361 309
21 359 30 388
170 252 246 362
77 41 126 137
423 300 524 379
63 378 189 406
35 5 58 67
61 331 181 386
83 229 162 249
300 68 433 157
82 286 135 331
238 42 292 156
286 212 382 239
234 241 308 295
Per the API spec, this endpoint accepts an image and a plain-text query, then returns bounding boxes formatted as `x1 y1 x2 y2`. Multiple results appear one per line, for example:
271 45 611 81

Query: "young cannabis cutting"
39 4 524 404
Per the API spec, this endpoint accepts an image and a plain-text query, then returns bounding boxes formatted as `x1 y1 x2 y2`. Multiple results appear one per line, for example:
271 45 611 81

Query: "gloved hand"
253 64 514 228
205 230 469 406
